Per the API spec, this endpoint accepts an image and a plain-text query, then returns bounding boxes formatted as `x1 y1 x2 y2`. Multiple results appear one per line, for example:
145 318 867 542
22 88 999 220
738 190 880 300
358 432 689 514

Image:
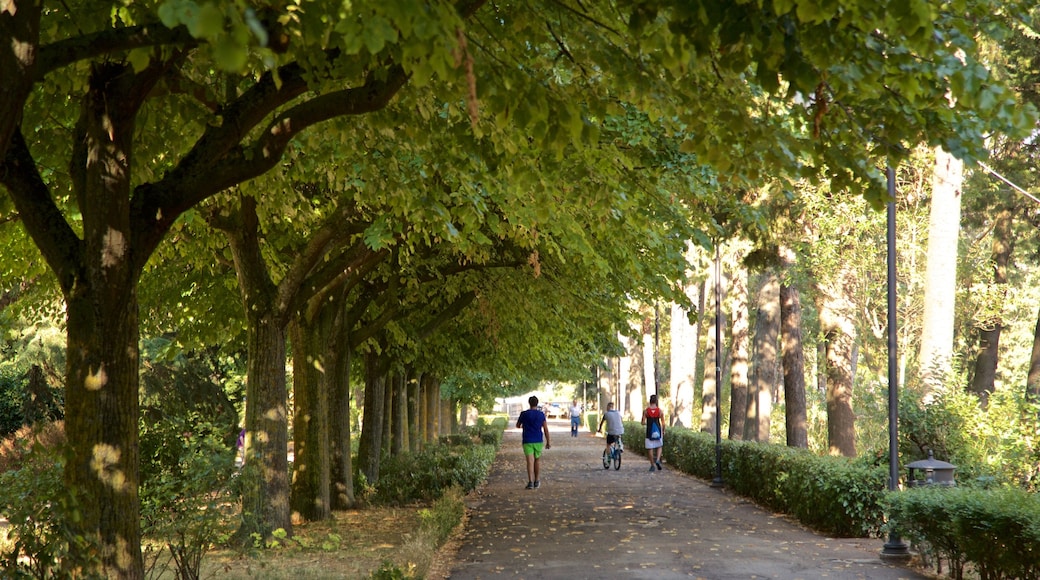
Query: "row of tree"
1 0 1037 577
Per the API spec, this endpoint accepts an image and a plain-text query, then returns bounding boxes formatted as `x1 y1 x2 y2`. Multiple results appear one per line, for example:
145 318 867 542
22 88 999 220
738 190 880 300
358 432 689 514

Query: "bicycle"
602 437 622 470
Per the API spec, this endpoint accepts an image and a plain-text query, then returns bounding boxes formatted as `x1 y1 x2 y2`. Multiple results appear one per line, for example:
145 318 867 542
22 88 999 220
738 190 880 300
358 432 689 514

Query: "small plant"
369 560 418 579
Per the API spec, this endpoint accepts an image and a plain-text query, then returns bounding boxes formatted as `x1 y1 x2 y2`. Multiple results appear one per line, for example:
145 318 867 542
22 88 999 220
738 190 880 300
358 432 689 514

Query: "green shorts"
522 442 544 458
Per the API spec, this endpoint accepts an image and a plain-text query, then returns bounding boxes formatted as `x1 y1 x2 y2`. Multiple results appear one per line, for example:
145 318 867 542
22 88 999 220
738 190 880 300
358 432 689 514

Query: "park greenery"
3 0 1040 578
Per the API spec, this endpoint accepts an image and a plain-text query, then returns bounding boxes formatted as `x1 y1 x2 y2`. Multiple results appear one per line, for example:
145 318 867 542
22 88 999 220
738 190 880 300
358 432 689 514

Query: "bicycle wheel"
612 447 621 470
602 449 611 469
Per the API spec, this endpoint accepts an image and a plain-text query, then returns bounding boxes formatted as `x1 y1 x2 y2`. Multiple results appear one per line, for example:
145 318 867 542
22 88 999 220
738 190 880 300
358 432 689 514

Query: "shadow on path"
441 421 929 579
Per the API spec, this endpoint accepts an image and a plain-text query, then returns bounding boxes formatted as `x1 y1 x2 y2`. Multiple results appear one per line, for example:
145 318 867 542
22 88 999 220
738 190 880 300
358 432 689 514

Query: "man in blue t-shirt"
516 395 551 489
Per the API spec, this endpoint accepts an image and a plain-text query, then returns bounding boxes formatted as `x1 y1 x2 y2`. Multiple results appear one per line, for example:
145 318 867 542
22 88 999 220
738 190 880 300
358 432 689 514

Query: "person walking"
568 399 582 437
596 401 624 458
642 394 665 471
517 395 551 489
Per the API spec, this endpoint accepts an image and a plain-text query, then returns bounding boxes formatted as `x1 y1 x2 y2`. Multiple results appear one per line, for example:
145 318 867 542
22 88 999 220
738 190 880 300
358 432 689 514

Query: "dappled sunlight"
102 227 127 267
84 364 107 391
91 443 127 493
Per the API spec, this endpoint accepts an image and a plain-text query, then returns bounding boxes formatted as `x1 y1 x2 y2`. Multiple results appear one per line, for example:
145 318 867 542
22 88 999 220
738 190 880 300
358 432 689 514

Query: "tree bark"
819 273 857 458
392 372 408 454
779 249 808 448
329 322 354 510
728 261 749 440
969 206 1015 405
357 350 386 485
407 371 422 451
382 370 394 454
642 314 656 399
670 274 701 427
746 272 779 443
700 282 721 434
1027 304 1040 406
918 147 963 398
289 316 331 522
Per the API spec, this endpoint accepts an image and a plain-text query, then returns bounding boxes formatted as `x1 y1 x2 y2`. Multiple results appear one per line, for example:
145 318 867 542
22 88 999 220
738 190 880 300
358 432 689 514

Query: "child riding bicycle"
596 401 624 458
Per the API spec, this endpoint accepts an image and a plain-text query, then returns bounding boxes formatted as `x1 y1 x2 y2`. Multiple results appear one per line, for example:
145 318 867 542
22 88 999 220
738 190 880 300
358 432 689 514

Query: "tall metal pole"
712 240 724 487
882 166 910 559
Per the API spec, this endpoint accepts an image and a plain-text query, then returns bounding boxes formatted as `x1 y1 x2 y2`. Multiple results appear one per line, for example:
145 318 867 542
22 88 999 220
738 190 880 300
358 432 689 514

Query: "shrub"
886 486 1040 579
0 439 103 579
644 424 888 538
138 413 238 580
375 442 496 506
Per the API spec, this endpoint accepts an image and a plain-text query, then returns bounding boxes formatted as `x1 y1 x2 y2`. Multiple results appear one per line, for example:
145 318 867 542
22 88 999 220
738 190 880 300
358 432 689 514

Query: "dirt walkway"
440 420 929 579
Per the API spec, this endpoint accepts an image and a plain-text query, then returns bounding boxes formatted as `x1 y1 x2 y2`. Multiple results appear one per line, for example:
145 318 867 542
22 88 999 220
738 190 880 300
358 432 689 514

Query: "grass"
149 486 468 579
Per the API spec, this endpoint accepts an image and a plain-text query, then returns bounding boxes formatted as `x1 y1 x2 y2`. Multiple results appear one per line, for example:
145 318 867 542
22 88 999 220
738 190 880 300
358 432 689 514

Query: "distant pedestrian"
642 394 665 471
517 395 551 489
569 399 582 437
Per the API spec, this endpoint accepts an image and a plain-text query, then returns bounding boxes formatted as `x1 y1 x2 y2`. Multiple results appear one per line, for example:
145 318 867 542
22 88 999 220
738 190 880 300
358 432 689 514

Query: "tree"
779 248 809 448
747 271 780 443
3 1 1033 574
728 256 750 440
918 147 964 398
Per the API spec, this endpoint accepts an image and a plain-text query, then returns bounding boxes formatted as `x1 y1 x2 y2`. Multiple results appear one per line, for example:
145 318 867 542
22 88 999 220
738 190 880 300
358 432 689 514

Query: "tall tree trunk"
48 62 160 578
1027 305 1040 406
239 312 292 538
642 315 656 399
329 325 354 510
443 396 456 435
357 351 386 485
701 282 720 434
408 372 422 452
728 261 750 440
425 374 439 443
969 206 1015 405
64 250 143 578
779 248 808 448
819 273 857 457
670 273 701 427
223 196 293 541
381 369 394 455
746 272 779 442
392 373 408 454
289 316 330 522
918 147 963 398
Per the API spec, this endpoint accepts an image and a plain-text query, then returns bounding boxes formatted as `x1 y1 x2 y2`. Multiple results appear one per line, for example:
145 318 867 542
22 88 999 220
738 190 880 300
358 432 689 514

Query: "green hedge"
585 412 599 434
886 486 1040 579
375 420 504 505
623 423 887 537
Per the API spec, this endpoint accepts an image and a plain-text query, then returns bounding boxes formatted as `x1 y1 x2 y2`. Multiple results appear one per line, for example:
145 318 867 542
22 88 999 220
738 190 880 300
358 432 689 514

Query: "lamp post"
712 239 724 487
881 166 910 560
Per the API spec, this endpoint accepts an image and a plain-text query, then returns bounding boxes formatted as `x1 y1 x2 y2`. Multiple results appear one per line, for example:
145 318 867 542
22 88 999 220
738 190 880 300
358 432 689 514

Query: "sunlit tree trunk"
224 196 292 542
746 272 779 443
819 272 857 457
642 314 657 399
918 147 963 399
1027 305 1040 406
670 274 701 427
779 248 808 448
701 283 721 434
728 261 749 440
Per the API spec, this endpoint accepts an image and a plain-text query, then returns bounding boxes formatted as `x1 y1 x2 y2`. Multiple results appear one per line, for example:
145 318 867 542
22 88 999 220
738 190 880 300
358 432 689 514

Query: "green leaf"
364 15 398 54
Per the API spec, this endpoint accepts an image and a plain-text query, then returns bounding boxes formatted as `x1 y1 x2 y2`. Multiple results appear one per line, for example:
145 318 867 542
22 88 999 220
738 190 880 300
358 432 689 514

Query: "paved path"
442 420 929 579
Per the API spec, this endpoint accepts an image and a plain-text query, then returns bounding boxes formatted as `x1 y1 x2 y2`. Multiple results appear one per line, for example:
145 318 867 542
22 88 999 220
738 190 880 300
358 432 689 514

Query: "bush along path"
438 420 929 579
